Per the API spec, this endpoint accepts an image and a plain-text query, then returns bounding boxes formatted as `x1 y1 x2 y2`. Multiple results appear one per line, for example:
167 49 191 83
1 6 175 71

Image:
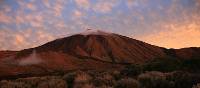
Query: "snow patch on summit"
79 29 112 36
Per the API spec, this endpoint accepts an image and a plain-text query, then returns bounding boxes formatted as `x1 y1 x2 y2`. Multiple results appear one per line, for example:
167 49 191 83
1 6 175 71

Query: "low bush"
167 71 200 88
114 78 139 88
181 58 200 72
73 71 92 88
143 57 181 72
37 79 67 88
63 72 77 88
138 71 174 88
121 64 142 77
92 72 116 87
0 80 31 88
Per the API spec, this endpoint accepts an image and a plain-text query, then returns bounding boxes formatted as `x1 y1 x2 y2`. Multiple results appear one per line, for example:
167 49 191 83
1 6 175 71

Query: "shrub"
114 78 139 88
0 80 32 88
181 58 200 72
15 77 43 87
138 71 174 88
92 72 115 87
121 64 142 77
81 83 96 88
63 72 77 88
143 57 181 72
73 71 92 88
143 57 200 73
167 71 200 88
37 79 67 88
111 70 121 80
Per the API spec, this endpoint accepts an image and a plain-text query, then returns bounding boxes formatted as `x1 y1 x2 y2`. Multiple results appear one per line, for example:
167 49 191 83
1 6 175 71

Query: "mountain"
0 51 17 59
0 29 199 79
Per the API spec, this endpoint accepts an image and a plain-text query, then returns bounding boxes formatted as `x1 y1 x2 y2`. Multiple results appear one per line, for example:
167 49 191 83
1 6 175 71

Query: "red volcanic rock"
175 47 200 59
0 51 17 59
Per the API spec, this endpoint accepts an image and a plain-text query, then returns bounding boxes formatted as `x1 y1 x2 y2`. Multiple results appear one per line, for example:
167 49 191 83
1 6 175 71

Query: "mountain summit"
78 29 112 36
0 29 199 79
18 29 165 64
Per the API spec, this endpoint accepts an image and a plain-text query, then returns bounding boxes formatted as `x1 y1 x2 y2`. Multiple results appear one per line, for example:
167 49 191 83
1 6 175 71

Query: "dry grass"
0 70 200 88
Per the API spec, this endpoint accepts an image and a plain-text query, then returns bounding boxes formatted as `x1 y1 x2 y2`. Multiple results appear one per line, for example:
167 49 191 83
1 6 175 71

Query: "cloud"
36 30 54 41
26 2 36 11
0 29 28 50
138 23 200 48
23 14 44 27
0 28 56 51
93 0 119 13
15 15 25 25
0 12 12 24
15 34 25 45
43 0 67 17
75 0 90 10
73 10 84 18
126 0 137 8
74 0 119 13
18 50 43 66
1 0 200 50
53 0 64 16
1 5 11 12
55 21 66 29
126 0 148 8
43 0 51 8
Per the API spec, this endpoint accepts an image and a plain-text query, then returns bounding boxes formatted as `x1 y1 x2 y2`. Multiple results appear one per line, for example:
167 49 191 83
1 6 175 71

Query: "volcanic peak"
78 29 112 36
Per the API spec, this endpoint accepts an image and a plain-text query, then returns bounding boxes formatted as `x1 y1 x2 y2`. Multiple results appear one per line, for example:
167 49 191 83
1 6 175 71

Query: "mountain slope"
0 29 199 79
16 32 166 64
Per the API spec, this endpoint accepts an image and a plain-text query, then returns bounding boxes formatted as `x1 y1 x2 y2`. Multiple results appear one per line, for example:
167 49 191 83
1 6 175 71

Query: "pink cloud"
0 29 31 50
93 0 119 13
73 10 84 18
52 0 66 17
26 3 36 11
15 34 25 45
1 5 11 12
75 0 90 10
0 12 12 24
43 0 51 8
126 0 137 8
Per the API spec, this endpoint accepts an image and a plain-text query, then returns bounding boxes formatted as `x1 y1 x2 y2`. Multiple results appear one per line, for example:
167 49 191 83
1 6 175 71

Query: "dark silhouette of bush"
143 57 181 72
92 72 116 87
181 58 200 72
0 80 32 88
167 71 200 88
0 76 67 88
142 57 200 73
37 79 67 88
121 64 143 77
114 78 139 88
138 71 174 88
63 72 77 88
111 70 121 81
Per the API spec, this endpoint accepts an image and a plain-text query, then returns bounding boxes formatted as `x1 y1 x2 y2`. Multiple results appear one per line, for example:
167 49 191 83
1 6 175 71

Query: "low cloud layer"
0 0 200 50
18 50 43 66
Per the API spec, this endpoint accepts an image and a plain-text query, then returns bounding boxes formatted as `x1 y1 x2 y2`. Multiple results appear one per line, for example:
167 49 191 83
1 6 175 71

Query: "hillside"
0 30 199 79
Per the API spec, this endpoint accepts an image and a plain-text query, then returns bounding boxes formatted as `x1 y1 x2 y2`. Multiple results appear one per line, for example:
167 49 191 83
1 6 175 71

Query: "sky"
0 0 200 50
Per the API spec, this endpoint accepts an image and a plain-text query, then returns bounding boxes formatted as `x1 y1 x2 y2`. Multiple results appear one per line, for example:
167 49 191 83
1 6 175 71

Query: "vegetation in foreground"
0 57 200 88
